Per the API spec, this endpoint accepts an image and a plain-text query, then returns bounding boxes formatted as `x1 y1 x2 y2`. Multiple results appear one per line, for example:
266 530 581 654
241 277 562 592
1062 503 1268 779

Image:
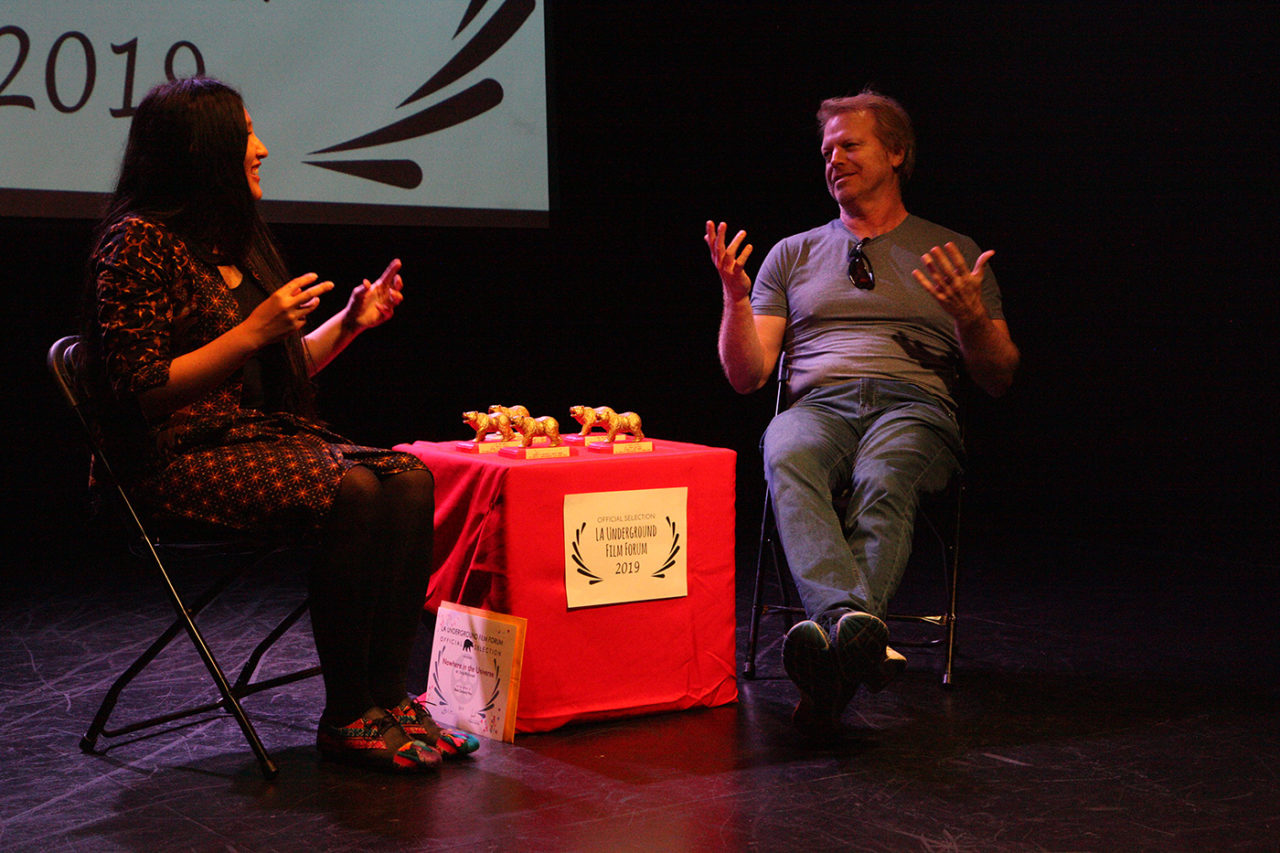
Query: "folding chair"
48 335 321 779
742 352 964 687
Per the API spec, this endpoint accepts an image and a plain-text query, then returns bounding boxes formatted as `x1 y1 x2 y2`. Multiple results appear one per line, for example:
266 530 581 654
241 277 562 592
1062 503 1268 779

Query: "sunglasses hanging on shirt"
847 240 875 290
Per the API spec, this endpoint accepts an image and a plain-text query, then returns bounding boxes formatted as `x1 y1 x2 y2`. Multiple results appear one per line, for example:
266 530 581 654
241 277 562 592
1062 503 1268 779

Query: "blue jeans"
762 378 961 627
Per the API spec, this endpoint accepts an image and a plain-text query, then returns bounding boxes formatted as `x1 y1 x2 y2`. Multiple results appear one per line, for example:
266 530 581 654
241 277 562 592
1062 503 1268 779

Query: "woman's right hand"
244 273 335 347
137 274 333 420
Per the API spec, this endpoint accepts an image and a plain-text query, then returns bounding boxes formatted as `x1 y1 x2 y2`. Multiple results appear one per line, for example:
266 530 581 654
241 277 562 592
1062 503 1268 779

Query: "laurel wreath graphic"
428 645 503 721
654 516 681 579
570 518 681 585
303 0 536 188
570 522 603 585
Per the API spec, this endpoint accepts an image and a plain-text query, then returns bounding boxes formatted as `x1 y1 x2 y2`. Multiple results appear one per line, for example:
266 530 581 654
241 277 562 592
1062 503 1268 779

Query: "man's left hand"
912 242 993 325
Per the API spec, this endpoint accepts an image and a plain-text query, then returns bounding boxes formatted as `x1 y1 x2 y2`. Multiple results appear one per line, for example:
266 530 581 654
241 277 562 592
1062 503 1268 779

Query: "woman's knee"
336 465 381 506
384 468 434 514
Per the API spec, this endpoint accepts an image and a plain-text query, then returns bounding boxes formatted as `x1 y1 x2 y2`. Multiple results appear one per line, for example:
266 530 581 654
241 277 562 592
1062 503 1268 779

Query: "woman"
83 76 476 773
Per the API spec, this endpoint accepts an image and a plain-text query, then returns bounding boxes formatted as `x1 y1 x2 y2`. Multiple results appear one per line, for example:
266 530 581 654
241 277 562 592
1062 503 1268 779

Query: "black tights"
307 465 434 724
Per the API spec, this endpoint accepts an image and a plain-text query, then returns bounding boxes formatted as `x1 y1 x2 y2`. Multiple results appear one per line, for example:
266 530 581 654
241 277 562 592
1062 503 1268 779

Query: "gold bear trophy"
568 405 653 454
453 404 571 458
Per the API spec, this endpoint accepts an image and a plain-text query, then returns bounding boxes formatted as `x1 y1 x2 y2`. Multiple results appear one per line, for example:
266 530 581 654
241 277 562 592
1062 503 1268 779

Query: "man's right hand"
705 221 754 301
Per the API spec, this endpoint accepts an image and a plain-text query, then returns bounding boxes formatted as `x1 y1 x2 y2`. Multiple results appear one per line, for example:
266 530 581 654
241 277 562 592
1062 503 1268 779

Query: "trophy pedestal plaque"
586 439 654 454
499 444 573 459
456 438 522 453
564 433 629 447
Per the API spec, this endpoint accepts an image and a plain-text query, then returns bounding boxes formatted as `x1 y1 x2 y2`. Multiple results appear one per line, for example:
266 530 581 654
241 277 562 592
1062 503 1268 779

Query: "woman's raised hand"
246 273 335 346
341 258 405 332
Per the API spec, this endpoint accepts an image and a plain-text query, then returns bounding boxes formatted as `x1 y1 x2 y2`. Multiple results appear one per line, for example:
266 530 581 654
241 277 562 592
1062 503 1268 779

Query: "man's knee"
852 443 956 504
761 412 822 469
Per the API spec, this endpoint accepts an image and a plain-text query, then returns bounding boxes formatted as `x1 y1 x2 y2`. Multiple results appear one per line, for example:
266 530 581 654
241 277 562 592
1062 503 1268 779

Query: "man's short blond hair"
817 90 916 182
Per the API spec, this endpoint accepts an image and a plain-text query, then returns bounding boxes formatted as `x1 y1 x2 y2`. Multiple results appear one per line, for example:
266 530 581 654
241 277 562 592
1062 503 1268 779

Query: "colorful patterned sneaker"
782 619 843 734
832 611 889 694
389 697 480 759
317 712 442 773
864 645 907 693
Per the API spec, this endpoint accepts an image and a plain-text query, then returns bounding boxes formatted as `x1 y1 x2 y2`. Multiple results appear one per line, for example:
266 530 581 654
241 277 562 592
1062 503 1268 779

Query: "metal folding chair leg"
78 547 320 779
743 492 804 678
883 477 963 687
233 598 320 693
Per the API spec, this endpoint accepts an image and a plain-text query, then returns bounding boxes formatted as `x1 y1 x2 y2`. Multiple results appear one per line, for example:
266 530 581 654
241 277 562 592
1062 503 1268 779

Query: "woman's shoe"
317 712 442 773
388 697 481 759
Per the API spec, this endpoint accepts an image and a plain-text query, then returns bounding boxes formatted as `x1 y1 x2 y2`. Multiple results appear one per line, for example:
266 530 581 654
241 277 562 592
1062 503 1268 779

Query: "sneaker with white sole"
864 645 907 692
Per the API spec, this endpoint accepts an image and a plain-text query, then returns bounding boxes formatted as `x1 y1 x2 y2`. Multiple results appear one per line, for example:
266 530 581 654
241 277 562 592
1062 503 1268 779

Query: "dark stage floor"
1 527 1276 852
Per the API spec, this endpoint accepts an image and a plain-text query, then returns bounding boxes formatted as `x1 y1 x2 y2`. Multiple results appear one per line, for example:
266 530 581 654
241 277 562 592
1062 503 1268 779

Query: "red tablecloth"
395 438 738 733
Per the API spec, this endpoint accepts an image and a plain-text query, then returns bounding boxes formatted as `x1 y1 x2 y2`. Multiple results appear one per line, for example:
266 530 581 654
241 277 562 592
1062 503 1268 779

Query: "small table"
396 438 738 733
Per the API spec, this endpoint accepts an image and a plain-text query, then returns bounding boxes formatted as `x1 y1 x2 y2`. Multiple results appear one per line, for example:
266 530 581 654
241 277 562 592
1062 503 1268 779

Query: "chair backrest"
49 334 90 423
47 334 165 541
48 335 120 482
48 335 87 428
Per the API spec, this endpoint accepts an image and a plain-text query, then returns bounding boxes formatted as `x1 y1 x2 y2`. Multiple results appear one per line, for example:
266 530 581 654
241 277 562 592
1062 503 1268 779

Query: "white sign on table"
562 487 689 609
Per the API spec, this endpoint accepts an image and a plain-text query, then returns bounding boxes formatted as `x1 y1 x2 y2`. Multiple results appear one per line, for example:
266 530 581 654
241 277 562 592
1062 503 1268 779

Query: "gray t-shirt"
751 215 1004 407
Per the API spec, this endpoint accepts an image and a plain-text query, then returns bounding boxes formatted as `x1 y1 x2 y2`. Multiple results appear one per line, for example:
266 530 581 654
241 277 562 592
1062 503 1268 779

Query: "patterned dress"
91 215 425 531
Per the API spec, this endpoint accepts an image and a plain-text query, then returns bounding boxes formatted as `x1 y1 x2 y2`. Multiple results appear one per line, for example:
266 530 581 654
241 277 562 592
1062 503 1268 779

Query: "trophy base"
586 440 654 455
499 444 573 459
455 438 522 453
563 433 635 446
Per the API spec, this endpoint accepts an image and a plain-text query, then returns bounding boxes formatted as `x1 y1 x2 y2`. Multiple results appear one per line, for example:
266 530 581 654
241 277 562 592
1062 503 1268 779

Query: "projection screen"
0 0 549 226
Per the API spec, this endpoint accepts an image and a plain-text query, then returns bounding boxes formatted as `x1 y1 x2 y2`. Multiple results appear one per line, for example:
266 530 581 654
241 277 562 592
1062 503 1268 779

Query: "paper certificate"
418 602 527 743
563 487 689 609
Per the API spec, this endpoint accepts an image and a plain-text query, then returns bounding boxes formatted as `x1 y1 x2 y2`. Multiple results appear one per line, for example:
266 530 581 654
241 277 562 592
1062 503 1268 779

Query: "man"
706 90 1019 734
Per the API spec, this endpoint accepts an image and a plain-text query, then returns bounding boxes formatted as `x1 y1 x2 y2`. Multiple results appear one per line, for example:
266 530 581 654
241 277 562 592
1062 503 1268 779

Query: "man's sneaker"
832 611 889 696
864 645 907 693
781 620 841 734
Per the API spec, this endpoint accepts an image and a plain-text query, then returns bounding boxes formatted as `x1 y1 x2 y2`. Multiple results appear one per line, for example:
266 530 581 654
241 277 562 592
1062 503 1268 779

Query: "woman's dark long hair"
86 76 315 415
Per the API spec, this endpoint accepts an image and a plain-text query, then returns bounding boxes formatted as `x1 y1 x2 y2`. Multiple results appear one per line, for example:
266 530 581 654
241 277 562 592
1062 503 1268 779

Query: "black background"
3 2 1275 589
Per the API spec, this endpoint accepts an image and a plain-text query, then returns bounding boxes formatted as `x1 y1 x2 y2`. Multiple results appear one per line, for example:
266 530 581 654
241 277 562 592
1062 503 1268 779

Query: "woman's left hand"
343 258 405 331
